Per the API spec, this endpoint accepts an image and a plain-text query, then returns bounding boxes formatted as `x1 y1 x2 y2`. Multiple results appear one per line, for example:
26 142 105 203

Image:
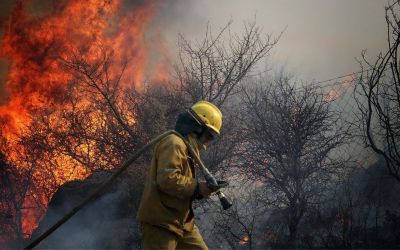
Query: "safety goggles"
189 108 219 140
205 128 218 141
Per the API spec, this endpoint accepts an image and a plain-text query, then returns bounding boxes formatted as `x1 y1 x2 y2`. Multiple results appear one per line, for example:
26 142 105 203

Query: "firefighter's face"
199 133 211 144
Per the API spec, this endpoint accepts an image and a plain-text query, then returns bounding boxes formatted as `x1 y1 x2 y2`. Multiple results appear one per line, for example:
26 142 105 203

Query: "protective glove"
196 180 229 200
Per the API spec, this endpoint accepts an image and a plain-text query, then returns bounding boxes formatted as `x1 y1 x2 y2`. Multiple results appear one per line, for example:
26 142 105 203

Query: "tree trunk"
288 212 299 249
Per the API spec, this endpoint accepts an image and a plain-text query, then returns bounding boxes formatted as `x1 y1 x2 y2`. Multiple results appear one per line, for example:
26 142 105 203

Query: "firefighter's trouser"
141 222 208 250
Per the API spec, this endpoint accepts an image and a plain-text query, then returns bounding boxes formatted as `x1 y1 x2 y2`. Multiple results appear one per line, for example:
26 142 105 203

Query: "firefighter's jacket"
136 134 199 237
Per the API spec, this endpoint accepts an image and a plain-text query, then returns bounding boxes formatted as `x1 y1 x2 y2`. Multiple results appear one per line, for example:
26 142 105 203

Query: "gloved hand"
198 180 213 199
196 180 230 200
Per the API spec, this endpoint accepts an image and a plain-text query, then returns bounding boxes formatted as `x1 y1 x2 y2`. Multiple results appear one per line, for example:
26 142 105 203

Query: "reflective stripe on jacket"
136 134 198 237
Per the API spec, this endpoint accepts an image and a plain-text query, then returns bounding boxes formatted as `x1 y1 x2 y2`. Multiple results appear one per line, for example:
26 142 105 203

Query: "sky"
0 0 390 86
149 0 389 83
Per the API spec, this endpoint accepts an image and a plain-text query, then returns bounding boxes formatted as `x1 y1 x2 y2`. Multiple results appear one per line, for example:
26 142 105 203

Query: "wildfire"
324 73 355 102
239 236 249 245
0 0 168 245
336 205 354 232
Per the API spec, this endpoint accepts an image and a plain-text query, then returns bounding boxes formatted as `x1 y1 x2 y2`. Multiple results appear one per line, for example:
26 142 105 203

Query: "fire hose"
24 130 232 249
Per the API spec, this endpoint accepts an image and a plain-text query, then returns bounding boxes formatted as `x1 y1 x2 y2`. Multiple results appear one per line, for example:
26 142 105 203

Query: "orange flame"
336 205 354 232
323 74 355 102
0 0 158 134
0 0 167 243
239 236 249 245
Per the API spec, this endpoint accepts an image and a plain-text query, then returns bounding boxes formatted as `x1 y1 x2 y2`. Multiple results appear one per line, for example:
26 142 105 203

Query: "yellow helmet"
189 101 222 134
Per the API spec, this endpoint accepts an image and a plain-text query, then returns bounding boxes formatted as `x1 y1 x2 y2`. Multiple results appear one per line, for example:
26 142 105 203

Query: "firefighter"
136 101 222 250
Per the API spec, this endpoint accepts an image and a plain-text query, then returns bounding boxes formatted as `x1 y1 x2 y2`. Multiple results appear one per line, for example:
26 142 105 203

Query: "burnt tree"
239 74 349 248
356 0 400 183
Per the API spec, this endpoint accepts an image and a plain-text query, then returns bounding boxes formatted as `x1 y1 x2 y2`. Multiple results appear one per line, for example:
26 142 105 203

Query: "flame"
323 74 355 102
0 0 159 134
0 0 168 244
336 205 354 232
239 236 249 245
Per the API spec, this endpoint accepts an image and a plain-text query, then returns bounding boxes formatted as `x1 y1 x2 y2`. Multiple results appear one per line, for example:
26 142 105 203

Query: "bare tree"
204 182 269 250
307 156 400 249
238 74 349 248
0 122 49 249
356 0 400 183
171 20 283 107
0 133 26 249
54 43 140 142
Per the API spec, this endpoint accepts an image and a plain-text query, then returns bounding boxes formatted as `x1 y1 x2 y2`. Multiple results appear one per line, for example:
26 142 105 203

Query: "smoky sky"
0 0 390 100
149 0 388 82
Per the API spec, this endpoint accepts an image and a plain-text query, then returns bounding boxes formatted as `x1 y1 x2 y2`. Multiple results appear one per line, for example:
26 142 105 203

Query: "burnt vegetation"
1 2 400 249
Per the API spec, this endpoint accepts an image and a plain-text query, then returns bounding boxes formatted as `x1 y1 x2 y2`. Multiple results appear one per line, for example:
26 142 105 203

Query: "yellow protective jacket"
136 134 199 237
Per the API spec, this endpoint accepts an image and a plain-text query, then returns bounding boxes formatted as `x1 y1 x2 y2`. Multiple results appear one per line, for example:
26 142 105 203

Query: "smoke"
30 170 142 249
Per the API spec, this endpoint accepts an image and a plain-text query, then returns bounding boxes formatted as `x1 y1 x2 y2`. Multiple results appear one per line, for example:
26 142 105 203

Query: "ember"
239 236 249 245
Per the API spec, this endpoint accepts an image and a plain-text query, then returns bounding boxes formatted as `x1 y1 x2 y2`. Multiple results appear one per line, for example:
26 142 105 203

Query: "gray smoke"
30 170 143 249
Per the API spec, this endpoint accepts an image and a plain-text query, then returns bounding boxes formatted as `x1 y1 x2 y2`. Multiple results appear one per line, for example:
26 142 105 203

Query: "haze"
150 0 388 82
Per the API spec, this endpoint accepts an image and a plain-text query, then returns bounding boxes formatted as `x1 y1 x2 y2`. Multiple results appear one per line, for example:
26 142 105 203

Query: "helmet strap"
189 108 214 140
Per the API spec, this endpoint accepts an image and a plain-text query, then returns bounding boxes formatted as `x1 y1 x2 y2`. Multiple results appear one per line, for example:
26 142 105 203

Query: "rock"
30 166 146 249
